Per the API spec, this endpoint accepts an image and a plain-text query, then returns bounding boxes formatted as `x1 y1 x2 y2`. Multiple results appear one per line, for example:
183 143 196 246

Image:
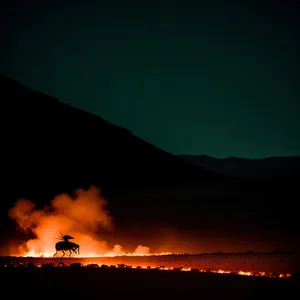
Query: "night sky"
1 0 299 158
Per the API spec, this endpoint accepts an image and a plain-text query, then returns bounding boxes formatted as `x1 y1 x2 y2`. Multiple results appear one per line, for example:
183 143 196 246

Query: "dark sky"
1 0 299 158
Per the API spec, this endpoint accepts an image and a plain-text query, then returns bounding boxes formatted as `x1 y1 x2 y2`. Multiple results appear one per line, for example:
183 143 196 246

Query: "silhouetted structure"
53 232 80 257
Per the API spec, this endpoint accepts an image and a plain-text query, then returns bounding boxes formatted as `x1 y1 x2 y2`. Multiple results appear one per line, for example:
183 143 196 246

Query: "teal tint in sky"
2 1 299 158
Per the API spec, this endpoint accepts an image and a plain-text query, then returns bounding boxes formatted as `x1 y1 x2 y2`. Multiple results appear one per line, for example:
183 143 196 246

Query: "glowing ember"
0 259 292 279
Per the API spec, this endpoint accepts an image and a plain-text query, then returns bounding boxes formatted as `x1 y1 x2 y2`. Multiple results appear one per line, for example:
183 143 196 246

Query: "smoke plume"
8 186 115 256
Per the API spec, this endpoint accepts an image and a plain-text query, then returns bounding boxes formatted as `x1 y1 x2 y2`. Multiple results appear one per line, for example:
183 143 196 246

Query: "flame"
22 244 172 258
8 186 172 258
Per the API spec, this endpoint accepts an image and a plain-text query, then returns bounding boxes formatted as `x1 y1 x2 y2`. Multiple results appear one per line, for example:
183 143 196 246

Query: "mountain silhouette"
2 74 222 192
179 155 300 180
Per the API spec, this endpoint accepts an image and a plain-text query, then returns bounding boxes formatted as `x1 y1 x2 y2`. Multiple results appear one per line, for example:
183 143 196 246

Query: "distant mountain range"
179 155 300 180
1 75 299 252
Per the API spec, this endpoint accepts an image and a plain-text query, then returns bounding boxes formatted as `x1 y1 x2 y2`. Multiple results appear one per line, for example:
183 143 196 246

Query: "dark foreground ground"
1 265 298 300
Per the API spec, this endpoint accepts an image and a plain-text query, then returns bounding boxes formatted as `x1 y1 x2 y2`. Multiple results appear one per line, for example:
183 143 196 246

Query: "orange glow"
8 186 172 258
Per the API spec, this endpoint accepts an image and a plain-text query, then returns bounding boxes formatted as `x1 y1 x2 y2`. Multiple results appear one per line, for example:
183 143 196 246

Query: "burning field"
5 186 299 281
1 258 298 300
